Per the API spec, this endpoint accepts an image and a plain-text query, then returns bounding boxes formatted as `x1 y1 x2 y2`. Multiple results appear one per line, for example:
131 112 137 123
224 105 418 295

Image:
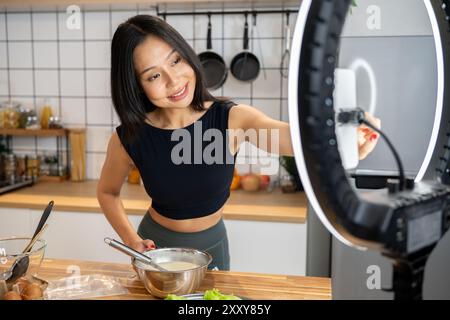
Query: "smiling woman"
101 15 239 271
97 14 380 275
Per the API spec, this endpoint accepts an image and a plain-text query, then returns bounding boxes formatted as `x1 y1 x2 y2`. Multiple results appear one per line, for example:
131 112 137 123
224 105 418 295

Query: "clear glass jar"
48 116 63 129
58 165 66 177
18 107 31 129
266 175 278 193
280 174 297 193
40 160 50 176
0 101 21 129
25 114 39 129
0 108 5 128
49 162 59 176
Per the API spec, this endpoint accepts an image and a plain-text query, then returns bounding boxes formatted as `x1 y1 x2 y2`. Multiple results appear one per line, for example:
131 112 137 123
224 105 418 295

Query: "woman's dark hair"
111 15 220 144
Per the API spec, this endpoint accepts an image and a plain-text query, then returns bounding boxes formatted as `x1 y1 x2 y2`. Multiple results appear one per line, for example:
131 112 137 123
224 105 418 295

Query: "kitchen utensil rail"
156 7 298 18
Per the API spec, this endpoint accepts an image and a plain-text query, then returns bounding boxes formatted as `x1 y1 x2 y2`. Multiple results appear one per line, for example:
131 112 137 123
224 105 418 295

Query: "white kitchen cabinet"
225 220 306 276
29 209 141 265
0 207 34 239
3 209 306 276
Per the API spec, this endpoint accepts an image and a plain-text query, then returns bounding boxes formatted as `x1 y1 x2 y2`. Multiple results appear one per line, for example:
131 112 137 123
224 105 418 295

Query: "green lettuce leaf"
164 289 241 300
203 289 241 300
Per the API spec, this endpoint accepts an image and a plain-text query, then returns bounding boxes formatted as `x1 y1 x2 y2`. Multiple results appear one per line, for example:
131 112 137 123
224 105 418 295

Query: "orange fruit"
230 175 241 190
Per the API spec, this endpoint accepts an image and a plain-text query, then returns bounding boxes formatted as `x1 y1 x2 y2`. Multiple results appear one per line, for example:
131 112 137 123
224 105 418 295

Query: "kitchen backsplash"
0 3 298 180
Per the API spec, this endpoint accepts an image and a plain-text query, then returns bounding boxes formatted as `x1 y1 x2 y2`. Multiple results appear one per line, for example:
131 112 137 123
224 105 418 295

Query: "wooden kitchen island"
37 258 331 300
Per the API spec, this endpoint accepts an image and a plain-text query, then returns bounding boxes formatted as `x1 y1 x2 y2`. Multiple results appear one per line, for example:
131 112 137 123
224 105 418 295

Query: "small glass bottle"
49 155 59 176
5 153 16 184
58 165 66 177
40 155 50 177
40 99 53 129
26 155 39 181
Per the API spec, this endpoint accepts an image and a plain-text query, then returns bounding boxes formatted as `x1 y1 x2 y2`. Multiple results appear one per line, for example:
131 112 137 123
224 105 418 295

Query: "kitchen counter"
0 180 307 223
37 258 331 300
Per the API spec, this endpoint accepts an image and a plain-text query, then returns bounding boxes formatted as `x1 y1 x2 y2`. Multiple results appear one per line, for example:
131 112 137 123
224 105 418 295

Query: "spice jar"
127 166 141 184
4 153 16 184
39 156 50 176
25 114 39 129
48 116 63 129
26 155 39 181
16 155 26 181
49 156 59 176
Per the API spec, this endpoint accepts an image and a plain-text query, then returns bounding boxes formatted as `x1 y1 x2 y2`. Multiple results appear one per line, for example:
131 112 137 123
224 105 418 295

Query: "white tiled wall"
0 4 297 179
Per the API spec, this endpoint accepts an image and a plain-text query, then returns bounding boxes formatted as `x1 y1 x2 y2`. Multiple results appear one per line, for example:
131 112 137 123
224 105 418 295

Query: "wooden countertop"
0 180 307 223
37 258 331 300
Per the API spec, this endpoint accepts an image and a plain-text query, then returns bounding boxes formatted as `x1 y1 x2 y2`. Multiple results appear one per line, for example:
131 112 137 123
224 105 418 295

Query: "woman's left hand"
357 112 381 160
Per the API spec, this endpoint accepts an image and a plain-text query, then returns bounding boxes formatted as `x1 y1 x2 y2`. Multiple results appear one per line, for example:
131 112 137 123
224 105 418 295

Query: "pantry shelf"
0 128 87 182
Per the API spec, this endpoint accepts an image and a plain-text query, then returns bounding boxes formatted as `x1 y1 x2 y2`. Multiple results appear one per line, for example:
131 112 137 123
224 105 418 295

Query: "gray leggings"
137 213 230 271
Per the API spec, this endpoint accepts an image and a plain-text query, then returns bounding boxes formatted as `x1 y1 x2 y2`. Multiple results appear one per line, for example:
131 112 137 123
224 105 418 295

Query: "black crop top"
116 100 237 220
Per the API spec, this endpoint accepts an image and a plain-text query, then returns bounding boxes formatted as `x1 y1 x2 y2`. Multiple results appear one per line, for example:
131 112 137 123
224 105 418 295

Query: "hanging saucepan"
198 14 227 90
230 14 260 82
280 13 291 78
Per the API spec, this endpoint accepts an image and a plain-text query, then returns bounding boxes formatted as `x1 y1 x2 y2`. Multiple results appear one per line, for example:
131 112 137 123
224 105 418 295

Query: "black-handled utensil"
5 201 54 284
31 200 54 240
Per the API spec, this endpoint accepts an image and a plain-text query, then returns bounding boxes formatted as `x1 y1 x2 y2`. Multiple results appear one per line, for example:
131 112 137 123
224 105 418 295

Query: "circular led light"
288 0 450 250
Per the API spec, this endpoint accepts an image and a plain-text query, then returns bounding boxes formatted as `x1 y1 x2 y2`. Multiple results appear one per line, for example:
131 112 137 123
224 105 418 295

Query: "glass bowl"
0 237 46 279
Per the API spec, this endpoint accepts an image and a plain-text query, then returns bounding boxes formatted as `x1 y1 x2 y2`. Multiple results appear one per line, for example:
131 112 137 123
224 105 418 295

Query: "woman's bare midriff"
147 205 224 233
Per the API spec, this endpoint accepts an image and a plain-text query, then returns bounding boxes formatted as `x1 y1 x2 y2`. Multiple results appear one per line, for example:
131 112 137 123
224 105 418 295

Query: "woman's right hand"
127 238 156 274
357 112 381 160
128 238 156 252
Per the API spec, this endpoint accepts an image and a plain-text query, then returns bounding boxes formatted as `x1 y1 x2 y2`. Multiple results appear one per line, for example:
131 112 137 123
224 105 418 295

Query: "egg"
15 278 31 293
22 283 43 300
3 291 22 300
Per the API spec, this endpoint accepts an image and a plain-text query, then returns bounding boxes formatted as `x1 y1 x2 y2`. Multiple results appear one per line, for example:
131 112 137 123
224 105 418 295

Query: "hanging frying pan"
198 14 227 90
230 14 260 82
